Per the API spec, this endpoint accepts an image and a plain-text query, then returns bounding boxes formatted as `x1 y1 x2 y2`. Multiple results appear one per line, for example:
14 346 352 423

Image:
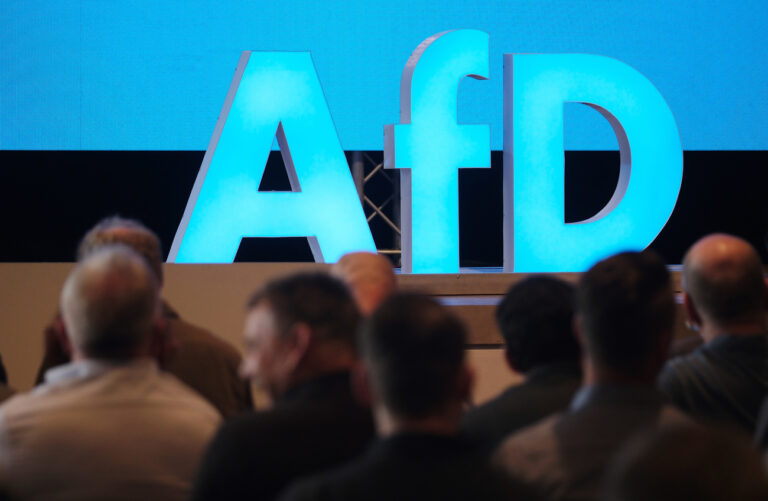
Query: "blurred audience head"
60 245 160 361
359 293 469 432
241 272 361 398
603 425 768 501
78 216 164 285
331 252 397 315
682 233 767 338
496 276 579 374
576 250 675 381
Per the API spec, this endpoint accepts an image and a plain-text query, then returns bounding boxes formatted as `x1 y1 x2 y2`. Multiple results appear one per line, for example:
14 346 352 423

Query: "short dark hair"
577 251 674 372
360 293 466 418
496 276 579 373
604 425 768 501
78 216 164 284
247 272 360 348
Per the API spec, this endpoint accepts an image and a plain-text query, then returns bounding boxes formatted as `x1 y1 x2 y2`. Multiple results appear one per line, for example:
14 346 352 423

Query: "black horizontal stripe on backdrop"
0 150 766 266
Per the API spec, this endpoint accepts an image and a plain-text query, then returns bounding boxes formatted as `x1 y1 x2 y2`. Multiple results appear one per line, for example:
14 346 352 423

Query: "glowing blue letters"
384 30 490 273
503 54 683 272
170 35 684 273
168 51 376 263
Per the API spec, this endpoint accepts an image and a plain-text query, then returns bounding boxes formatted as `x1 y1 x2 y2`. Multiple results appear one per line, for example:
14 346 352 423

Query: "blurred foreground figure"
603 425 768 501
192 273 374 501
280 294 538 501
494 251 690 501
659 233 768 434
0 246 220 501
331 251 397 315
462 276 582 449
0 357 13 405
36 216 252 417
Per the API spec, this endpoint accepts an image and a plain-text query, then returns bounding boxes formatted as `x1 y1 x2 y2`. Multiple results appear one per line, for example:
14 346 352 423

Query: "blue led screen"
2 0 766 151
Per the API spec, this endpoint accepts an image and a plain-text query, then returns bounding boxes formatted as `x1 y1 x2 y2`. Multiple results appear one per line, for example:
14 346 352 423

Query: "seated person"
494 251 691 501
35 216 252 418
0 245 221 501
659 234 768 434
192 273 375 501
603 424 768 501
462 276 581 449
280 293 537 501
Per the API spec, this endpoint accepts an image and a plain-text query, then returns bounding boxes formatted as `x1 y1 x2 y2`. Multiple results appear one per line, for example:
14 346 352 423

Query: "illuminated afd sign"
169 29 683 273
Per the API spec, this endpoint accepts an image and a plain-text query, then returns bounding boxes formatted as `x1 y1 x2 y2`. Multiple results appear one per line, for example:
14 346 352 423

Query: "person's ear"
149 316 176 368
457 363 475 407
682 292 702 331
573 314 586 348
283 322 312 372
53 315 73 358
503 347 520 374
763 277 768 309
351 361 373 407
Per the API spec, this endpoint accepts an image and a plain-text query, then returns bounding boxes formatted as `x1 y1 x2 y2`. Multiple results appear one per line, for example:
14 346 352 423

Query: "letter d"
504 54 683 272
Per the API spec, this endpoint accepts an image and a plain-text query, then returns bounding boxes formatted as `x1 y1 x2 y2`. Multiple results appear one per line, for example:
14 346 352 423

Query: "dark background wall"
1 150 766 266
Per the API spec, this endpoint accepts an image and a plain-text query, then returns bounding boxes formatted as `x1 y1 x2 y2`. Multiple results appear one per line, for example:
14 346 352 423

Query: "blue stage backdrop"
1 1 766 267
2 0 766 151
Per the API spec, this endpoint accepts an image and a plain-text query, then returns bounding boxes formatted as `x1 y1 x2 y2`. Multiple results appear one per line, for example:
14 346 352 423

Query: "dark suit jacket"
279 432 537 501
658 333 768 434
494 385 692 501
192 371 375 501
755 396 768 450
461 361 582 450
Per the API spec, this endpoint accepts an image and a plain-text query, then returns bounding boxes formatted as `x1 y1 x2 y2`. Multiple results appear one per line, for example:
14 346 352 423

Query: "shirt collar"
44 358 158 386
569 383 664 412
524 360 582 382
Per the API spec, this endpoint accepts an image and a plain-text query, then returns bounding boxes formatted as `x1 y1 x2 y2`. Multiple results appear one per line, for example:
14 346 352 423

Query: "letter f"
385 30 490 273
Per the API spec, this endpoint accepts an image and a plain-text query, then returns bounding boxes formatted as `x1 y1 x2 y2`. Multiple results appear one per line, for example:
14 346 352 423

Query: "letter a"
169 51 375 263
504 54 683 272
385 30 490 274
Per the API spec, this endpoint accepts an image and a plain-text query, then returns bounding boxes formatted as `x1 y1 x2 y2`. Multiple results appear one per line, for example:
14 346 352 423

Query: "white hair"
61 245 160 360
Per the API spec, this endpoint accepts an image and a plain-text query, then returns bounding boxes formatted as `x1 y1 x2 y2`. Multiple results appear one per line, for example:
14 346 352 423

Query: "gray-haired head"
61 245 160 361
78 216 164 285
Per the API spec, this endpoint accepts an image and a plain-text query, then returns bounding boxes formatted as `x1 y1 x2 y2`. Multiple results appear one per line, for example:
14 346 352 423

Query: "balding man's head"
78 216 164 285
61 245 160 361
331 252 396 315
683 234 766 327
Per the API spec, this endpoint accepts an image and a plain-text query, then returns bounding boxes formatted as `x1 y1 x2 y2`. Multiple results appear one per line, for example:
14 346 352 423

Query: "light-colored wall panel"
0 264 689 406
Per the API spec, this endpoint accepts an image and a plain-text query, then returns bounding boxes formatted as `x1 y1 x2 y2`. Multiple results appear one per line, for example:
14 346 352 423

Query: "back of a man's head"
248 272 361 350
577 251 675 375
360 293 467 419
497 276 579 373
78 216 164 285
603 425 768 501
682 233 766 326
61 245 159 361
331 252 397 315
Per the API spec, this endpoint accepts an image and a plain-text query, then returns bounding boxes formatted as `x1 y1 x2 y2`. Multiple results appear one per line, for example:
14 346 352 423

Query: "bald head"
683 234 766 326
331 252 396 315
61 245 160 360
